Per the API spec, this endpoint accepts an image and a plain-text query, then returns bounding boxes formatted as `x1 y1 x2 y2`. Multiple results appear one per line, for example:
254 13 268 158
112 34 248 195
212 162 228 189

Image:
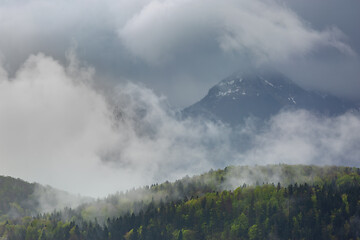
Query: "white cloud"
0 0 355 66
242 110 360 166
0 53 121 197
119 0 354 64
99 82 238 188
0 53 234 197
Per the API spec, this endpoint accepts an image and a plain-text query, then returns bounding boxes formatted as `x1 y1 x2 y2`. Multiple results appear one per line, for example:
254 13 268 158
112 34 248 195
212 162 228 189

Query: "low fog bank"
238 109 360 167
31 184 93 214
1 53 360 204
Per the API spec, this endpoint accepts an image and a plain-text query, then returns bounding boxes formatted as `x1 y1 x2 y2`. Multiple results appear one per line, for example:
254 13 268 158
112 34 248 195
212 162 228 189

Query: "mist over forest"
0 0 360 239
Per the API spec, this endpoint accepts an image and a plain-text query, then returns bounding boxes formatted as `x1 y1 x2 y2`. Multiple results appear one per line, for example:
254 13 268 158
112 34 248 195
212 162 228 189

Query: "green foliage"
1 165 360 239
0 176 36 218
77 164 360 222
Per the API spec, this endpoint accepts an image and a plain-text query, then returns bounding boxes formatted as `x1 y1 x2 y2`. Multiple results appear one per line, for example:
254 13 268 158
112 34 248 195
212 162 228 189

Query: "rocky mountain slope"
183 69 357 125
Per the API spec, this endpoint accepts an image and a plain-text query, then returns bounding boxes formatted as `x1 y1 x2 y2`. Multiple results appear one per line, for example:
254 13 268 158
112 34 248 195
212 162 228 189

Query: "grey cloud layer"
0 0 358 107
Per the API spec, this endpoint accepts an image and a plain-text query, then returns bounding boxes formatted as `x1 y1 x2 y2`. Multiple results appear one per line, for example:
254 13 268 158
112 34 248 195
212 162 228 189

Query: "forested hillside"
1 165 360 239
78 164 359 222
0 176 37 219
0 176 90 221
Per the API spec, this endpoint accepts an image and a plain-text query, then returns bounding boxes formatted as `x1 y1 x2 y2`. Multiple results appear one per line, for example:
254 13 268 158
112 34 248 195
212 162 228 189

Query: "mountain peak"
183 69 356 125
212 69 300 102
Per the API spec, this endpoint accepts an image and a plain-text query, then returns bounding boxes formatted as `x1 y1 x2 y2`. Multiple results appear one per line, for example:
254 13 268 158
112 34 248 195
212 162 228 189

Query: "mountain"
183 69 357 125
0 176 36 218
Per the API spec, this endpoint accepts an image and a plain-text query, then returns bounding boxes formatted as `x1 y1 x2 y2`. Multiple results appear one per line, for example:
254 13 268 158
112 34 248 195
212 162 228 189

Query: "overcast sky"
0 0 359 107
1 0 360 197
